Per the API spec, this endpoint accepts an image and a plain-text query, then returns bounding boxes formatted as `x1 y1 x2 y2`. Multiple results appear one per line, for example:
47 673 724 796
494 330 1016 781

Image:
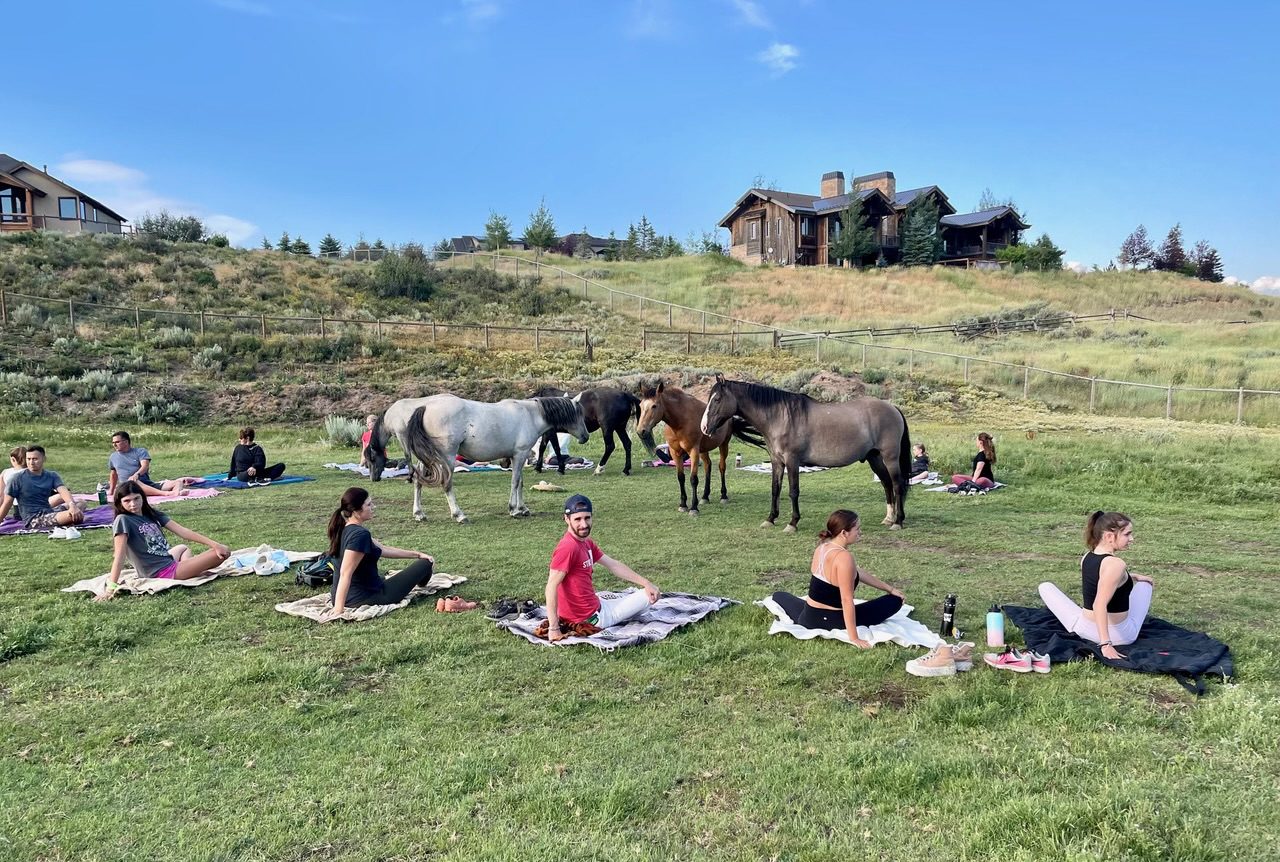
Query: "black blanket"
1003 605 1234 696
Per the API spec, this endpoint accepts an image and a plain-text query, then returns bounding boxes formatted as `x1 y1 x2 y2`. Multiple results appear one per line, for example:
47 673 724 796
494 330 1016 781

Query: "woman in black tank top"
769 509 905 646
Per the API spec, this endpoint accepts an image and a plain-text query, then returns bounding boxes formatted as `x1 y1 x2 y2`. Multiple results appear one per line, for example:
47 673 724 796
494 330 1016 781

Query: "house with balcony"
0 154 128 235
718 170 1028 267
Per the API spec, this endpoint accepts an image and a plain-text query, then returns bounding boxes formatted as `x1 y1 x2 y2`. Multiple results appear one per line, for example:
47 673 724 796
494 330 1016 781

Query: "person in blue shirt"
107 430 190 499
0 446 86 529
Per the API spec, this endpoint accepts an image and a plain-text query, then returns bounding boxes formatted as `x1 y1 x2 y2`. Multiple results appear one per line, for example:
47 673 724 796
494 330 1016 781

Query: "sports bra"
1081 551 1133 613
808 543 857 607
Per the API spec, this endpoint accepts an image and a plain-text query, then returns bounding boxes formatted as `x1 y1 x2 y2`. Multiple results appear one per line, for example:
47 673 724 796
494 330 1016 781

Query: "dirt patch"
841 681 914 713
1166 563 1225 578
1148 688 1190 711
239 632 265 647
754 568 801 586
804 370 866 401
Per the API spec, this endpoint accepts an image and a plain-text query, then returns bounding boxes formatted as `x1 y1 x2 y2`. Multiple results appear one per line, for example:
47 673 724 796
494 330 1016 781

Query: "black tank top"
808 544 857 607
1081 551 1132 613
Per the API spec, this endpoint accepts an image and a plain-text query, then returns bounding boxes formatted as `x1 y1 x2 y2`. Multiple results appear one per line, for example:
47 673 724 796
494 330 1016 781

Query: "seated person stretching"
108 430 190 499
228 427 286 483
770 509 905 648
544 494 660 641
1038 510 1154 660
0 445 85 529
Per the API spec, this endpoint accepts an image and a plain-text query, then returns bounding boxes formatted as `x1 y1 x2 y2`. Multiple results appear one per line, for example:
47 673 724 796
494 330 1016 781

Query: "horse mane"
727 379 812 411
536 396 580 430
369 410 388 451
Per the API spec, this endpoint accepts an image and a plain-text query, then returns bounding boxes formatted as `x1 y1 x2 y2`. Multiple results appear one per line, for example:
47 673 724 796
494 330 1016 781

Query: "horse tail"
730 417 767 450
896 406 911 503
626 392 641 423
404 405 452 488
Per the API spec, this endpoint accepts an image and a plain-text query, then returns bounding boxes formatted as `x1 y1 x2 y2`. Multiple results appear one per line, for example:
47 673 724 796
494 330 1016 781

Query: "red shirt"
550 531 604 623
360 430 372 450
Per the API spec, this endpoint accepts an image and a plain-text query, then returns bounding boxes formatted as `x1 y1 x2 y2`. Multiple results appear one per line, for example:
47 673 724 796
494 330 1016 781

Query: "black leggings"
234 463 286 482
771 591 903 631
362 559 434 606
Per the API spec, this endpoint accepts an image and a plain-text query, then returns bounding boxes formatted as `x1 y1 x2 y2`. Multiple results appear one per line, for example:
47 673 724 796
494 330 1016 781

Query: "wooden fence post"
68 299 75 333
701 312 706 334
908 350 914 374
731 330 738 355
319 315 325 337
963 357 969 382
642 329 648 351
515 258 519 278
0 289 6 325
773 330 779 350
376 320 382 339
534 326 540 353
584 328 591 360
134 306 141 336
484 324 490 350
686 332 692 354
861 344 867 366
667 304 672 328
260 314 267 337
1089 378 1096 412
1023 366 1030 399
1237 387 1245 425
582 275 587 299
200 311 206 336
815 336 821 362
1166 386 1173 420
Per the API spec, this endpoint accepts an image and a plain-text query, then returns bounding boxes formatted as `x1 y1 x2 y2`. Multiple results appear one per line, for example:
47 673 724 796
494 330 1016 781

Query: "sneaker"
983 647 1033 673
486 597 518 620
951 641 975 672
906 644 957 677
515 598 538 617
1027 649 1051 674
437 595 479 613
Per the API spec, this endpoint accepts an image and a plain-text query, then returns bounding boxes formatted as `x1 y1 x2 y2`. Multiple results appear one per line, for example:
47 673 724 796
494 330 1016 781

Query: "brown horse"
637 382 763 516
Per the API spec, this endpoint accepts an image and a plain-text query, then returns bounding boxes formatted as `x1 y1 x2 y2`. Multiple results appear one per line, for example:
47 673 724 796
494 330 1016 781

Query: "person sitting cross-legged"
543 494 660 642
0 445 86 530
228 427 286 484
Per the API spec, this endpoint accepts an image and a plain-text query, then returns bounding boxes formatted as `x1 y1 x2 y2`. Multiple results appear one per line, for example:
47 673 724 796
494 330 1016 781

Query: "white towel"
756 595 943 648
63 547 320 596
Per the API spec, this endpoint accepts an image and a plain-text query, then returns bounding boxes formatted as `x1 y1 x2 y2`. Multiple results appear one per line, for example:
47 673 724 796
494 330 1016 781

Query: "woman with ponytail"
951 432 997 489
769 509 906 647
1038 511 1155 659
320 487 436 622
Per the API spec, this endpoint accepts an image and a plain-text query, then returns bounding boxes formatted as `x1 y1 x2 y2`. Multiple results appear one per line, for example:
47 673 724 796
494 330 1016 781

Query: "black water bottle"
940 593 957 637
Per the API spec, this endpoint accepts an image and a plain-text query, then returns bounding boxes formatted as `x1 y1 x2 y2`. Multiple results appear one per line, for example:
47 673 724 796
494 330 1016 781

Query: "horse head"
366 411 389 482
538 397 590 444
636 380 666 452
700 373 738 436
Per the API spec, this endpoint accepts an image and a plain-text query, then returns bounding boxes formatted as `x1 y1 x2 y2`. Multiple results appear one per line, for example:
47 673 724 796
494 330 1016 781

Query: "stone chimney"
852 171 896 200
820 171 845 199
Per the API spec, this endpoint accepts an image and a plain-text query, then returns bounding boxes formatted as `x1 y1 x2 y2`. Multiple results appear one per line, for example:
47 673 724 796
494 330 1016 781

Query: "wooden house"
0 154 128 235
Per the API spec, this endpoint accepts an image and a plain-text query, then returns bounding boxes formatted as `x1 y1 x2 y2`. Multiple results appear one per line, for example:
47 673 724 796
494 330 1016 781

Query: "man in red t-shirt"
545 494 660 642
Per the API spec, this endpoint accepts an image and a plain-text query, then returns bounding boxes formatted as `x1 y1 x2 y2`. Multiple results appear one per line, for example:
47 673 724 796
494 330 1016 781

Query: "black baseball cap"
564 494 592 514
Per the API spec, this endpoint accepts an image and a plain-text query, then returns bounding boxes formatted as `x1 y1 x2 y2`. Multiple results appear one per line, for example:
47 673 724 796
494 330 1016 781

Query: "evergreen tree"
1118 224 1154 269
901 197 942 266
372 238 386 250
523 197 557 260
260 236 272 250
1027 234 1064 270
574 227 595 260
635 215 658 257
1153 223 1187 271
483 211 512 251
656 235 684 258
828 193 876 266
318 233 343 257
1195 245 1224 282
603 230 620 261
431 238 453 260
621 224 641 261
290 237 312 255
277 231 291 252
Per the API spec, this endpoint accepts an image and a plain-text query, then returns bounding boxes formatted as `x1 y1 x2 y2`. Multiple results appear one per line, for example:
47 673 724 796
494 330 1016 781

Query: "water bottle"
735 453 743 468
940 593 957 637
96 483 107 505
986 604 1005 647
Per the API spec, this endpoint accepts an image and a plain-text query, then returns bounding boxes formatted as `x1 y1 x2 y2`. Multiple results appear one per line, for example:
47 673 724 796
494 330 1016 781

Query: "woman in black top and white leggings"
1039 510 1155 659
320 487 436 621
770 509 905 648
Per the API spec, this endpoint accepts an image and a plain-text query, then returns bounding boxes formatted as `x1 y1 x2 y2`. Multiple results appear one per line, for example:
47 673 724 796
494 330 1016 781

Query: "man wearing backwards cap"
545 494 660 642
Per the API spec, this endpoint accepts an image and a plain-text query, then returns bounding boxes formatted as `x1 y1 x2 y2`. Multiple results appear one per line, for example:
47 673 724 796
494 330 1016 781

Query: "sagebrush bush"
151 326 195 348
132 395 190 424
324 414 365 447
10 303 46 328
191 345 226 374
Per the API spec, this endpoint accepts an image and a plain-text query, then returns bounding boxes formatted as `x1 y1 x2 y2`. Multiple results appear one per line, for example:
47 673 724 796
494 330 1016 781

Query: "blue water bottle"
986 604 1005 648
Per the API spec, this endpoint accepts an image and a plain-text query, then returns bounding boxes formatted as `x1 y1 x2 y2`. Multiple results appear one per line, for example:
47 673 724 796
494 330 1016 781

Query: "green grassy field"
3 410 1279 861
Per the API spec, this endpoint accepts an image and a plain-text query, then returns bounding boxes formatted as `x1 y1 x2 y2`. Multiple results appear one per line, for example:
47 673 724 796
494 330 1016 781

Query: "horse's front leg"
699 450 713 502
533 432 550 473
619 427 633 475
674 446 689 513
785 463 801 534
510 461 531 517
717 444 729 502
595 430 615 476
687 447 703 515
763 459 782 528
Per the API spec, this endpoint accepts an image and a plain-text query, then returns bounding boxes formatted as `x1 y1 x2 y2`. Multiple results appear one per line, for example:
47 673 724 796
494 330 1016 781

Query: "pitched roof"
0 153 127 221
0 170 43 195
812 188 893 215
940 206 1030 230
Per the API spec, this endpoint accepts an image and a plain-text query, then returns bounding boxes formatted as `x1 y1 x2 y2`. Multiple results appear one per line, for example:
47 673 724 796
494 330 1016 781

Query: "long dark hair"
113 480 161 522
818 509 859 542
327 486 369 557
1085 510 1131 549
978 432 996 464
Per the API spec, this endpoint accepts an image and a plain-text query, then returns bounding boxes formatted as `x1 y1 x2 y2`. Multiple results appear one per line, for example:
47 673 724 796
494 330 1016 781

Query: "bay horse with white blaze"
531 386 641 475
637 381 764 516
700 374 911 532
368 394 588 523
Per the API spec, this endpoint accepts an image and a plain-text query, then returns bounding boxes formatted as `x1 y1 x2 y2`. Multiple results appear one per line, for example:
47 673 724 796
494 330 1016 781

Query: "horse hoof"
689 509 699 517
719 497 729 504
760 520 774 528
783 524 797 534
593 466 605 476
623 469 631 476
888 523 902 531
678 506 688 513
414 514 426 523
456 518 469 525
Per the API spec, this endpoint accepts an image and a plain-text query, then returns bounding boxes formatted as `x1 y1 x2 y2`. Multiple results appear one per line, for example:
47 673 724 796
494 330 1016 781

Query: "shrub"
208 233 230 248
191 344 226 374
861 367 889 384
16 401 42 418
151 325 195 348
131 394 190 424
138 210 207 243
192 269 218 288
324 414 365 447
374 249 439 300
10 303 46 328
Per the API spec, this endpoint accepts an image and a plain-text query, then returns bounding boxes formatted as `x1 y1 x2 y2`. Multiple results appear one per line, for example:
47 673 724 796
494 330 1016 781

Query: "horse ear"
657 380 665 393
715 373 725 384
572 392 582 403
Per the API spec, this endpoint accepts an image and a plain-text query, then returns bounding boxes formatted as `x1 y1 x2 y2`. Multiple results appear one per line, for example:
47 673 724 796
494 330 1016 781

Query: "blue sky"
10 0 1279 288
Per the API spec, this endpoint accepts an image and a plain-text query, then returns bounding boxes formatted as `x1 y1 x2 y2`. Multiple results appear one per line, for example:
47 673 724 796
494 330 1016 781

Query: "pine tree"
372 238 386 250
622 224 641 261
1196 246 1224 282
574 226 594 260
318 233 342 257
260 236 272 250
901 197 942 266
1118 225 1154 269
523 198 557 260
290 237 312 255
1027 234 1065 270
1153 223 1187 271
829 193 876 266
431 238 453 260
483 211 511 251
277 231 291 252
603 230 620 261
635 215 657 258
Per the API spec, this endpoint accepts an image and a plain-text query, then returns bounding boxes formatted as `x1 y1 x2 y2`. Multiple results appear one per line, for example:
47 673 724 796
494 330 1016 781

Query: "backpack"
295 555 335 587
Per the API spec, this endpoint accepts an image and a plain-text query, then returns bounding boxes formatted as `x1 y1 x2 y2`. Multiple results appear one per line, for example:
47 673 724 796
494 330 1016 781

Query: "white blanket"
63 547 320 596
324 462 412 479
739 462 829 474
924 481 1007 493
274 572 467 622
757 595 943 648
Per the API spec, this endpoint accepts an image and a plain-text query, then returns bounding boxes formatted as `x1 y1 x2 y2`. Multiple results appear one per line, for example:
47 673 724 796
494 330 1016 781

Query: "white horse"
368 394 588 523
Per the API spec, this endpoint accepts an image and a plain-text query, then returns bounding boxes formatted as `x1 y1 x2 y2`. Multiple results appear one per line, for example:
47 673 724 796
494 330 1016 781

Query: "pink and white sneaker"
1027 650 1051 674
983 647 1032 673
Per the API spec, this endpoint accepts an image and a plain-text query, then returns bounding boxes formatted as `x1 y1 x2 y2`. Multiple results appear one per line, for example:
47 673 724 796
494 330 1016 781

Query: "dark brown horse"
700 374 911 532
532 387 641 475
637 382 763 516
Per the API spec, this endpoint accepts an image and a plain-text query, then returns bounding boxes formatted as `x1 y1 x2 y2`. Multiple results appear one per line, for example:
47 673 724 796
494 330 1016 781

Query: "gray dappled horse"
368 394 588 523
531 387 641 476
699 374 911 532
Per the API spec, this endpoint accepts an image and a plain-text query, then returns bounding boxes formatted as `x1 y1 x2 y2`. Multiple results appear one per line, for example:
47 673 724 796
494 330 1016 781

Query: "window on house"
831 218 841 239
801 217 813 236
765 220 770 238
749 221 758 240
59 197 78 219
777 218 783 238
0 188 22 221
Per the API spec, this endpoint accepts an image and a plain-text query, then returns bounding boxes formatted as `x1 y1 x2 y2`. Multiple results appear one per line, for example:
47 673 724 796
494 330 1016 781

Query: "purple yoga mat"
0 504 115 535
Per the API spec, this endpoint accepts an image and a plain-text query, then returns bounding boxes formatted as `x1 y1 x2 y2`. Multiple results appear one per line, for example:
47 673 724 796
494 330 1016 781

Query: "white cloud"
1065 261 1088 274
1250 275 1280 296
54 157 259 247
1223 276 1246 286
757 42 798 76
461 0 500 23
731 0 770 28
210 0 273 16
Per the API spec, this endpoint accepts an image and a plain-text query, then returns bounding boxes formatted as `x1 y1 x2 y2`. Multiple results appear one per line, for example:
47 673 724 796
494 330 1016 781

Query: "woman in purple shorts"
95 481 231 601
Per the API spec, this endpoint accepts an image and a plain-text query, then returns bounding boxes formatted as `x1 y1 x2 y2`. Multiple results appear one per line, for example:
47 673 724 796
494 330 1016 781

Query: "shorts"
153 560 179 580
24 509 68 530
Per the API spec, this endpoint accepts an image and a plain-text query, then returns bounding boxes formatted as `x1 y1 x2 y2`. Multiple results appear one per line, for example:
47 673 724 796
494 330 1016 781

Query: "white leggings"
1038 581 1153 646
594 590 652 628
